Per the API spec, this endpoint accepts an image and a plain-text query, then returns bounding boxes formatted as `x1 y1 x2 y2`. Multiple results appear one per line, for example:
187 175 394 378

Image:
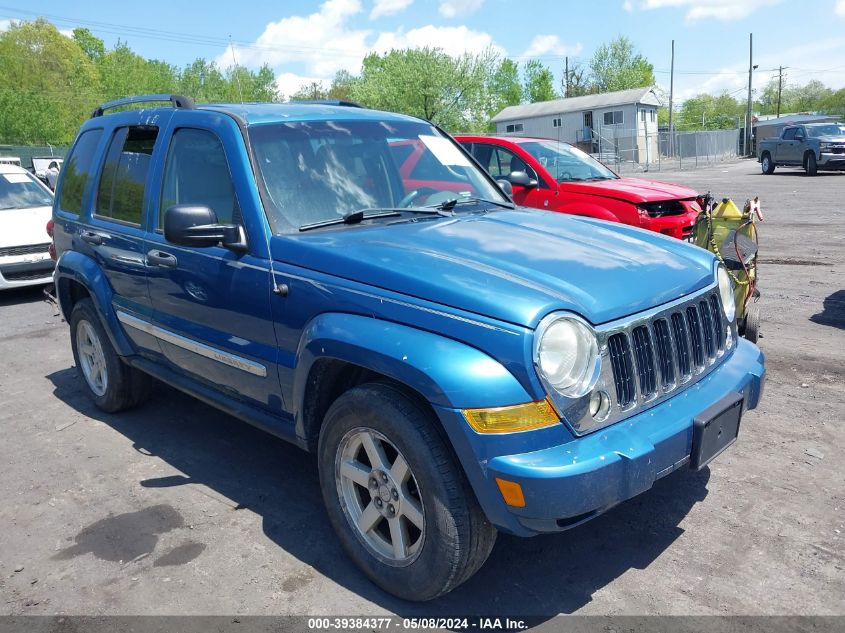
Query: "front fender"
54 250 134 356
293 312 533 423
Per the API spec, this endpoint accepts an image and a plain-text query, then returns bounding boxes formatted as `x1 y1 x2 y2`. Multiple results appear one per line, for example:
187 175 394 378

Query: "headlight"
534 315 600 398
820 142 832 151
717 266 736 322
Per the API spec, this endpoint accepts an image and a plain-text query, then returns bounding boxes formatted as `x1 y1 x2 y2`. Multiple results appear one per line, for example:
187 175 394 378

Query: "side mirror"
507 170 538 188
496 178 513 198
164 205 244 250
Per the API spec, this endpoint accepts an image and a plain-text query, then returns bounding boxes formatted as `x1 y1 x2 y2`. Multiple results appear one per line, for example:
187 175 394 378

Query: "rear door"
144 116 283 412
84 121 171 357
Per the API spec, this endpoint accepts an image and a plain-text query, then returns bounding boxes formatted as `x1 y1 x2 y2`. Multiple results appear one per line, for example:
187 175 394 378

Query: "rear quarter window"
95 125 158 226
58 129 103 215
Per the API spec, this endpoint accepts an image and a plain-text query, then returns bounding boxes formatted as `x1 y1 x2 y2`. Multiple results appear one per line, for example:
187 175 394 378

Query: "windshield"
0 171 53 209
518 141 618 182
806 124 845 138
248 119 507 232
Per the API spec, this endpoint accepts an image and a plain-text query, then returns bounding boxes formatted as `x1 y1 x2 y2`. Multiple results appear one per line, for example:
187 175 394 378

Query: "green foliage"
349 47 497 132
677 92 745 130
757 78 835 116
0 19 280 144
562 60 592 97
523 60 557 103
588 35 655 93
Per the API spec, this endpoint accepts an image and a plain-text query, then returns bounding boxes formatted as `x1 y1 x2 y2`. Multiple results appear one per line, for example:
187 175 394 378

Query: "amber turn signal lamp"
462 399 559 434
495 478 526 508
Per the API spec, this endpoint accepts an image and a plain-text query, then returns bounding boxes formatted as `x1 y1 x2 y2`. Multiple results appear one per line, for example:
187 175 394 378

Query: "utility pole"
745 33 754 157
565 56 570 98
776 65 784 118
668 40 675 156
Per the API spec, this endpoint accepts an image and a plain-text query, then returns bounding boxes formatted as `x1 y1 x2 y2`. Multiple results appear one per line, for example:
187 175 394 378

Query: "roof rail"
288 99 364 108
91 94 195 118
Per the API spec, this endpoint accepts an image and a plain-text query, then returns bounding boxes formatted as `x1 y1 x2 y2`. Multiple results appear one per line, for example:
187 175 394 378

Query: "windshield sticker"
419 135 472 167
2 173 30 184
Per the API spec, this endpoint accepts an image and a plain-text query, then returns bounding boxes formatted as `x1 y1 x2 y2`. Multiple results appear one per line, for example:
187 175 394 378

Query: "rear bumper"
437 339 765 536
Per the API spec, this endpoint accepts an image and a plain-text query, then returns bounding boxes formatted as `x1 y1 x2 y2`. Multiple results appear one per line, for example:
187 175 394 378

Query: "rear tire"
805 152 818 176
69 298 151 412
761 153 775 175
318 383 496 601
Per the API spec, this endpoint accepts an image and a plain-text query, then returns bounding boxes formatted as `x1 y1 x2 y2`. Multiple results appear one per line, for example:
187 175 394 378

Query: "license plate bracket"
690 392 743 471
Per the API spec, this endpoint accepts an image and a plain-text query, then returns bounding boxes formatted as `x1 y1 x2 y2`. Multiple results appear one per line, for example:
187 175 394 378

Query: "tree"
677 92 744 130
820 88 845 116
72 28 105 63
350 47 496 132
179 59 227 102
290 81 328 101
328 70 358 101
523 59 557 103
0 18 99 143
561 60 592 97
589 36 655 93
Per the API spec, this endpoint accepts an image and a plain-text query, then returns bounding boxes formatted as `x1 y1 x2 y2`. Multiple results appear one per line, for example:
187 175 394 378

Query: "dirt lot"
0 160 842 619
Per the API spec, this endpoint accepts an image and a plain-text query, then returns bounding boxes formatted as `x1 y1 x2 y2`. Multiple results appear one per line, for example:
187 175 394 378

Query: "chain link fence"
589 128 741 173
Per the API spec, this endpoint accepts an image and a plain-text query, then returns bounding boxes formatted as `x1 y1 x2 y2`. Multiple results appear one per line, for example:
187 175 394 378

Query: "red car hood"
565 177 697 203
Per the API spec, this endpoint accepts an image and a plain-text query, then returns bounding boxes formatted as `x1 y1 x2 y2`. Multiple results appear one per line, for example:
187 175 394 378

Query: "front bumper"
0 255 54 290
436 338 765 536
640 206 699 240
818 153 845 169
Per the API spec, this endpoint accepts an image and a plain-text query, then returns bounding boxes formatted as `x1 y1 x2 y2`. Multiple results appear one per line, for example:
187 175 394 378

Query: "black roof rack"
288 99 364 108
91 94 195 118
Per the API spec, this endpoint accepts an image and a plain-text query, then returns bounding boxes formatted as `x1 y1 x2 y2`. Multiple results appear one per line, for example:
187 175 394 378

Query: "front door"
145 121 284 413
471 143 551 209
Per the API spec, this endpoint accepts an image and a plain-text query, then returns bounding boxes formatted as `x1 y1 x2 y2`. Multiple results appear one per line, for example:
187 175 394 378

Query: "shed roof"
491 87 659 123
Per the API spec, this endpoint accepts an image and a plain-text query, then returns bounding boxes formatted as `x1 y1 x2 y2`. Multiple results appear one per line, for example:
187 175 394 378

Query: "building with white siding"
491 87 661 165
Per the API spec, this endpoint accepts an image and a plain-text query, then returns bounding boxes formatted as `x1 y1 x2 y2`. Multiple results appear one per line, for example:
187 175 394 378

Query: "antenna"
229 35 245 104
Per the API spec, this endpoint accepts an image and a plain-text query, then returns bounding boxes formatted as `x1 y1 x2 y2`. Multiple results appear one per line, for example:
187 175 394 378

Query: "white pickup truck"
758 122 845 176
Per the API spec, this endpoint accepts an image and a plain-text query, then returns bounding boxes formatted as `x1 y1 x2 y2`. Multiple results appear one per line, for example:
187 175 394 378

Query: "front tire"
761 153 775 174
744 304 761 343
70 298 151 412
318 383 496 601
805 152 818 176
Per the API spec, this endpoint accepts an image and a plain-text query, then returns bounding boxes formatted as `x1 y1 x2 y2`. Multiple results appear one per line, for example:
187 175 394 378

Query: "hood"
0 205 52 248
565 177 698 204
818 135 845 143
271 209 715 327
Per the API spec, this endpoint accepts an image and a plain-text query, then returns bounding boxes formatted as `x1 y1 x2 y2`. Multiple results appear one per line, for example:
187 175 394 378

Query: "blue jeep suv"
52 95 765 601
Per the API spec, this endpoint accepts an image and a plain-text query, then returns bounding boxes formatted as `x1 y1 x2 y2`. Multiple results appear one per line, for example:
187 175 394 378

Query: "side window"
160 128 239 226
494 148 530 178
782 128 796 140
58 129 103 214
96 125 158 225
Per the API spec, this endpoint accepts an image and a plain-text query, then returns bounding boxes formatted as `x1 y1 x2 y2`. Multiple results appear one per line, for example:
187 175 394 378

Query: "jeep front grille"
559 284 735 435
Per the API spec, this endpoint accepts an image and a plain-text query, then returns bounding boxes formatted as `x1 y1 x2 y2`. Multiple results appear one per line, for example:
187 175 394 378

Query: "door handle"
146 249 178 269
80 230 105 246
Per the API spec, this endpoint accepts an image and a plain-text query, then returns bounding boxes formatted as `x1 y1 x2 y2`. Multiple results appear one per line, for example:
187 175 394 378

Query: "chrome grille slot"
631 325 657 397
699 300 715 360
671 312 691 377
652 318 674 388
607 333 635 408
709 294 725 350
0 243 50 257
686 306 704 368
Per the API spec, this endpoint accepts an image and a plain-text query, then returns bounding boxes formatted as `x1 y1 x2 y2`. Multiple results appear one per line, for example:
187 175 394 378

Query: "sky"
1 0 844 104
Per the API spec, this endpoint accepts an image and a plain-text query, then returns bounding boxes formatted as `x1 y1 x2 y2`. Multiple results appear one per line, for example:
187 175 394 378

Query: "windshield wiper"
299 209 400 232
429 197 515 212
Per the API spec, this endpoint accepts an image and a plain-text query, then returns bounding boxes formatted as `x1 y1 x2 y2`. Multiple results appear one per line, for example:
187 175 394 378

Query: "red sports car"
455 135 700 240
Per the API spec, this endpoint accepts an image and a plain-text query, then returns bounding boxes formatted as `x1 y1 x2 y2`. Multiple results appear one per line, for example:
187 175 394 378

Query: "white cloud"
836 0 845 16
520 35 582 59
372 24 503 57
275 72 326 99
0 19 12 32
217 0 372 77
59 28 75 38
370 0 414 19
629 0 781 22
438 0 484 18
219 2 507 96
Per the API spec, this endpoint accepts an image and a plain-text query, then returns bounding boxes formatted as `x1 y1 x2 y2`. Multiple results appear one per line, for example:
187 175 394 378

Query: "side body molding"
292 313 533 437
53 250 135 356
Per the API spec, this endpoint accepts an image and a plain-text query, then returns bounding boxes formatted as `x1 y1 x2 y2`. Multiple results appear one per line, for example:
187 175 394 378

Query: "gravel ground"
0 159 842 619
